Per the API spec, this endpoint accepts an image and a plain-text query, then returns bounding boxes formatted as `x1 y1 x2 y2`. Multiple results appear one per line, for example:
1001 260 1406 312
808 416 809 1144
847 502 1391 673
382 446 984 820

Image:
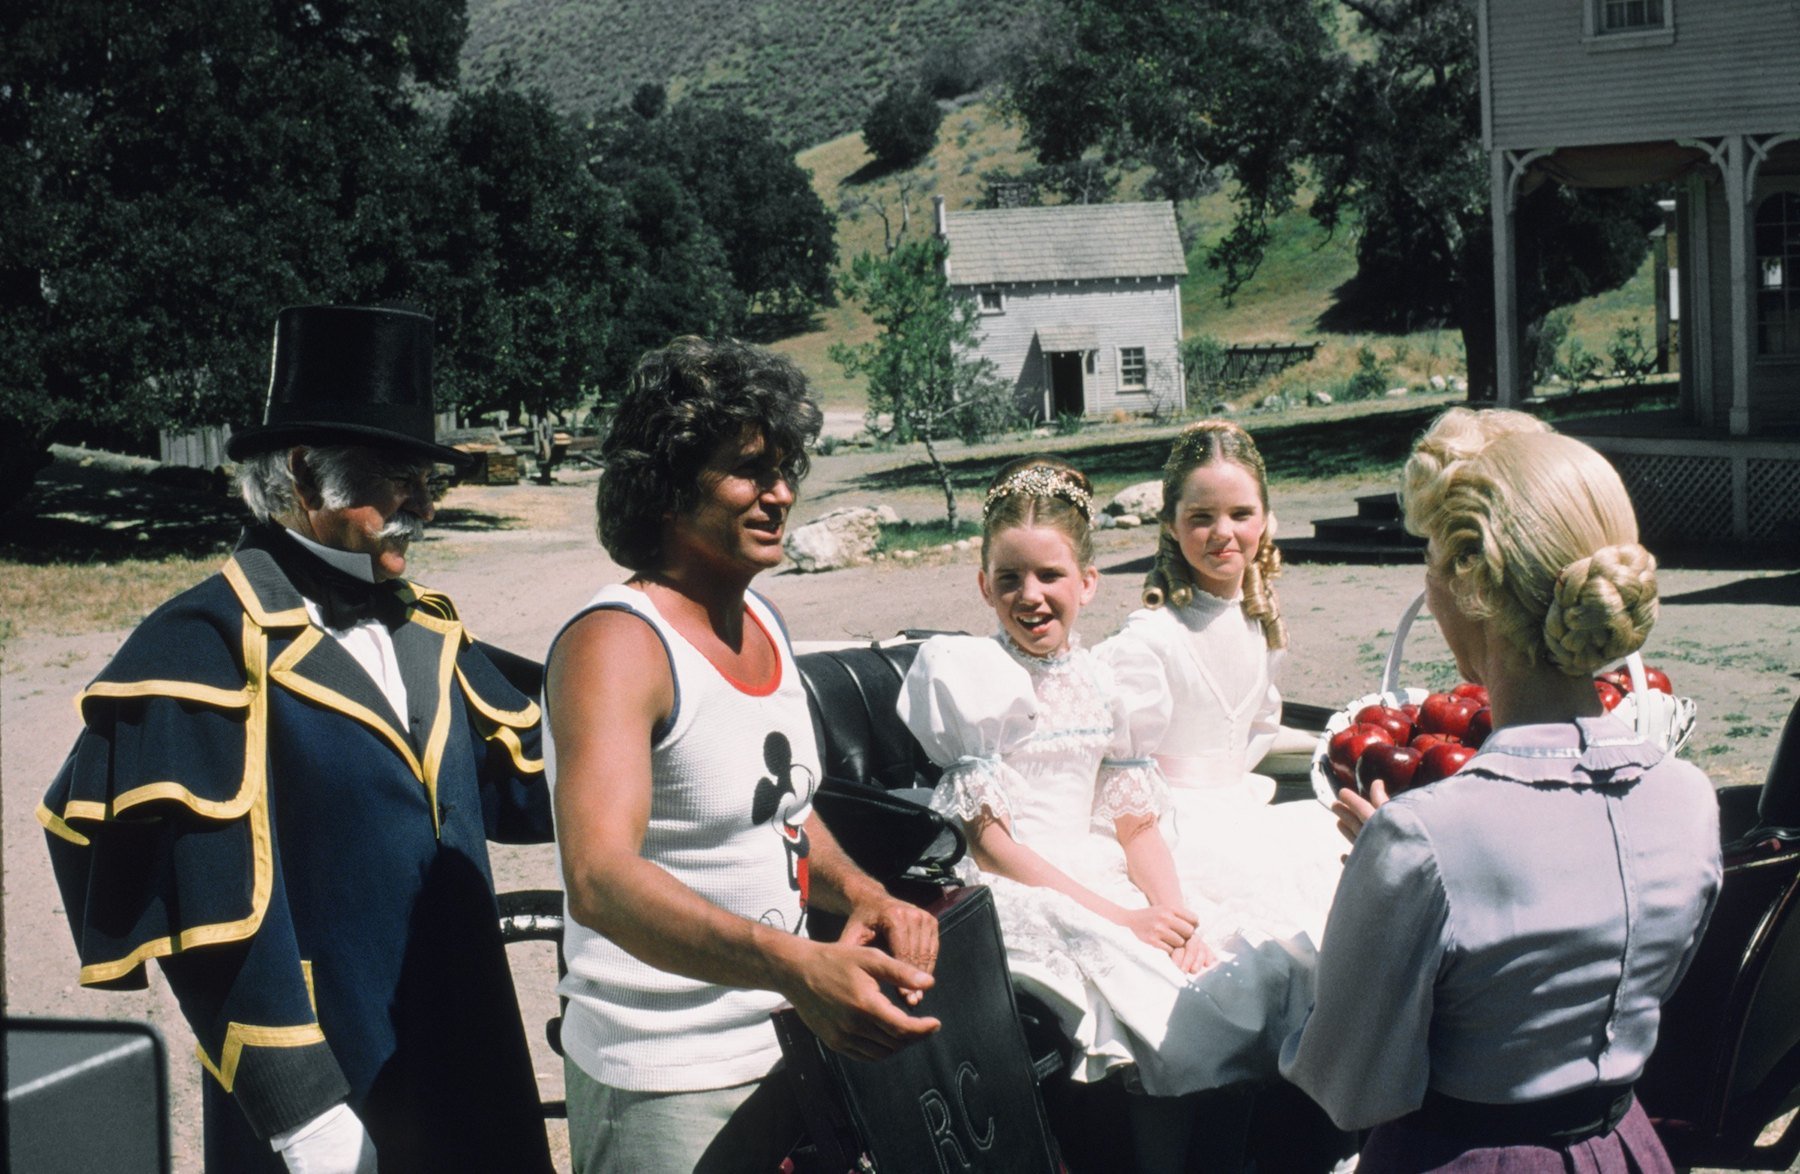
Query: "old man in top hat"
39 305 556 1173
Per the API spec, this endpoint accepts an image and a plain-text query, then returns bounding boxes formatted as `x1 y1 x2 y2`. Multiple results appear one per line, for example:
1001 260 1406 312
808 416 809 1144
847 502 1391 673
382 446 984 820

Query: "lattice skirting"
1747 458 1800 544
1606 451 1800 549
1610 453 1733 545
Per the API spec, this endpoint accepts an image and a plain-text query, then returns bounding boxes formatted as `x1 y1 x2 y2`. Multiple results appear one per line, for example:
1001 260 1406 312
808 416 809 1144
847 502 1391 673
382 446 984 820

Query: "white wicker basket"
1309 591 1699 808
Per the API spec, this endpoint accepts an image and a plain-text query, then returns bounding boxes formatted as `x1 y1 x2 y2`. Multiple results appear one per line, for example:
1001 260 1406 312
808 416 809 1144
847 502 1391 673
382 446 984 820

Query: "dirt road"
5 450 1796 1171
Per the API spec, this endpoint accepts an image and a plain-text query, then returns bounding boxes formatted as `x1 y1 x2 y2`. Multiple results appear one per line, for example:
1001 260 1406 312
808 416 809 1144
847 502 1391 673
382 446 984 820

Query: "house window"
1119 347 1147 390
1756 192 1800 357
978 289 1004 315
1598 0 1665 33
1584 0 1673 46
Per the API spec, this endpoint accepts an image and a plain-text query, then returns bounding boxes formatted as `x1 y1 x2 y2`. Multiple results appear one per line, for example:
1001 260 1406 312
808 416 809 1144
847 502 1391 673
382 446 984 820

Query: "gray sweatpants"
564 1055 804 1174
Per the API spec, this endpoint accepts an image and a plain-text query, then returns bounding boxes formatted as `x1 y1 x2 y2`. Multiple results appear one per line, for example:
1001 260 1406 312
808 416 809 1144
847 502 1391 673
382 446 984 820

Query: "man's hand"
786 942 941 1062
838 894 939 1004
1332 781 1389 848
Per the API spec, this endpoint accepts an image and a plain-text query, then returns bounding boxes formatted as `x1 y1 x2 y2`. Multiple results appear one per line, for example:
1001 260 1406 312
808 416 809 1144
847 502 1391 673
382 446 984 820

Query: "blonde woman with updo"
899 456 1317 1171
1098 421 1346 954
1280 409 1722 1172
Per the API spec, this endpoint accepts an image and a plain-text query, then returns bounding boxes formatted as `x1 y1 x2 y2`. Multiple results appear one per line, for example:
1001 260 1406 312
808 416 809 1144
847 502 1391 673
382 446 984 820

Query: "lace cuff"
929 756 1017 827
1094 758 1169 822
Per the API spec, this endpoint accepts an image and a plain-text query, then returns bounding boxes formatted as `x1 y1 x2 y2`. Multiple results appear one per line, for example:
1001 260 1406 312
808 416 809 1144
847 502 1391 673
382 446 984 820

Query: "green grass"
875 518 982 554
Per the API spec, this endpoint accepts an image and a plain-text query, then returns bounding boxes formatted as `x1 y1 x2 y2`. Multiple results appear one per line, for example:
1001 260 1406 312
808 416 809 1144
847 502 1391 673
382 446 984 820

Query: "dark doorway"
1049 352 1085 418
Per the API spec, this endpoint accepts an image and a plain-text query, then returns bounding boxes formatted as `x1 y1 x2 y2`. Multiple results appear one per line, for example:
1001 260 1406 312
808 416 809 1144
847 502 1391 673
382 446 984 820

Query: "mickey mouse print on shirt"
752 730 814 930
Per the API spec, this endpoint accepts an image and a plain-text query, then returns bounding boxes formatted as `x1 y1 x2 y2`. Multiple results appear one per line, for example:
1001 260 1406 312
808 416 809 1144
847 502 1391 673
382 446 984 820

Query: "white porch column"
1724 134 1752 436
1491 150 1522 406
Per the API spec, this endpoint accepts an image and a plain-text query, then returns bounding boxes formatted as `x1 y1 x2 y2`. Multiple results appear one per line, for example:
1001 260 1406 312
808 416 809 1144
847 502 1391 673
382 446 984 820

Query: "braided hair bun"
1543 543 1660 674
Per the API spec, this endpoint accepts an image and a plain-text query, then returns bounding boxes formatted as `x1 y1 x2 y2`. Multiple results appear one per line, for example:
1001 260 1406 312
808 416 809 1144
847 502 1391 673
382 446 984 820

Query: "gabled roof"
943 201 1188 286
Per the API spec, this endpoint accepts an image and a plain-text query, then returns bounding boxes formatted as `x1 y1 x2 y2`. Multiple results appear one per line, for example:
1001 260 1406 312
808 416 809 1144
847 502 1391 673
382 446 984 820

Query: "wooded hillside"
461 0 1038 145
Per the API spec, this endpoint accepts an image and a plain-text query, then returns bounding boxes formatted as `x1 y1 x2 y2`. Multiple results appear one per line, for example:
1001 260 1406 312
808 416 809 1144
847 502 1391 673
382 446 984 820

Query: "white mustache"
378 513 426 544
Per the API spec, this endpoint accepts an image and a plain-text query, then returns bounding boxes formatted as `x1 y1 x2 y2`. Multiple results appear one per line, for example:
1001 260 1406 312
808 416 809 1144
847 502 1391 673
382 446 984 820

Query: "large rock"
1107 480 1164 521
783 506 885 572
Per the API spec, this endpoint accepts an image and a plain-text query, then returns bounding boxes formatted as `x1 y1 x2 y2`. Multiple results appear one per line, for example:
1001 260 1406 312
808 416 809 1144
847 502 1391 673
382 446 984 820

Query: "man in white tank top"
547 338 942 1173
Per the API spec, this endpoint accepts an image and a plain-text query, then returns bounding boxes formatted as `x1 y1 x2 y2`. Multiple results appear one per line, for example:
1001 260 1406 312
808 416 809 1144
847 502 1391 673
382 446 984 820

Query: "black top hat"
227 305 473 470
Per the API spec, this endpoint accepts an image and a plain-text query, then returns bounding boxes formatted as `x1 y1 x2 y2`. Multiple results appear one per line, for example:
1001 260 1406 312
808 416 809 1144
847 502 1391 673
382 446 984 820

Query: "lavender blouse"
1279 714 1722 1131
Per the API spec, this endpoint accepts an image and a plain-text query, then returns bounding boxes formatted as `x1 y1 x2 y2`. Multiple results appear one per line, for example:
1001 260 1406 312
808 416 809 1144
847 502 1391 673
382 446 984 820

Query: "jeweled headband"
983 465 1095 523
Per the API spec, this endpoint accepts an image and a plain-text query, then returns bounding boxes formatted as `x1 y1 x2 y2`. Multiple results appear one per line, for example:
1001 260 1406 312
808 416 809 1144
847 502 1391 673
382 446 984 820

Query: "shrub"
1607 324 1657 387
1340 344 1391 401
1555 338 1605 386
1054 411 1085 436
862 81 943 167
1181 334 1229 397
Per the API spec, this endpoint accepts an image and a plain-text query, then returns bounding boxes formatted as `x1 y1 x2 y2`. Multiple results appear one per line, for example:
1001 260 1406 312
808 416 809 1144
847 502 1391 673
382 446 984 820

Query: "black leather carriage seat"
795 641 942 794
1641 692 1800 1169
1758 692 1800 832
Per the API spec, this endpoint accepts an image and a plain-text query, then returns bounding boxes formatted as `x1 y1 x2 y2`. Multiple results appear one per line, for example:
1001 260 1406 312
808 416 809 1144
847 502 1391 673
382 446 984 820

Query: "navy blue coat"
41 529 555 1172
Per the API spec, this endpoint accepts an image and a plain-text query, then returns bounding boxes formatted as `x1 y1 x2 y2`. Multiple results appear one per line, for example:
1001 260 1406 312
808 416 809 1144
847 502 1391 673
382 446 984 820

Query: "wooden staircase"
1281 493 1427 565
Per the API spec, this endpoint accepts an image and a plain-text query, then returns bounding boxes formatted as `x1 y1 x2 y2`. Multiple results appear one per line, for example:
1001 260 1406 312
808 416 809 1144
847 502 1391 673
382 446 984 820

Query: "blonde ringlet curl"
1402 407 1658 675
1144 419 1286 650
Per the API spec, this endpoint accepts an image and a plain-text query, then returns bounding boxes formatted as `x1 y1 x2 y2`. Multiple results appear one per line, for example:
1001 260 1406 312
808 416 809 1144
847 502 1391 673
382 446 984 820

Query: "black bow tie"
314 576 408 631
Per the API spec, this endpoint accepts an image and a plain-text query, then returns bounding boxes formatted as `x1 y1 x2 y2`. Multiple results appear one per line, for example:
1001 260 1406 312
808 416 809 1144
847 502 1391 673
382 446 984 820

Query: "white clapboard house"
936 198 1188 422
1480 0 1800 548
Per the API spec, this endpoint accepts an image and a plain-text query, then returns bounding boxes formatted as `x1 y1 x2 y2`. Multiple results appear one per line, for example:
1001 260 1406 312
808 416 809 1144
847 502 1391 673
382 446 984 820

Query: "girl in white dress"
898 457 1313 1169
1099 421 1345 949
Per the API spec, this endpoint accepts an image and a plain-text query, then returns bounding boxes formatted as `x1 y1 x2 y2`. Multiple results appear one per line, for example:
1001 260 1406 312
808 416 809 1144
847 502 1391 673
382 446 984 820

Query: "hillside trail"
4 445 1795 1172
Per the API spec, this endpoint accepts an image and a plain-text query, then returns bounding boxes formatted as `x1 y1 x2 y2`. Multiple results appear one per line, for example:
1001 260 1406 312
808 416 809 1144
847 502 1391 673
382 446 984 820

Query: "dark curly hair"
597 337 822 571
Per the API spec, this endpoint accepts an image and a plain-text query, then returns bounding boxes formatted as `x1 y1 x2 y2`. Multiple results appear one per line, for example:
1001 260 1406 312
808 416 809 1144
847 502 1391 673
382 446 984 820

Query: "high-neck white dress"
1100 591 1346 948
898 632 1314 1096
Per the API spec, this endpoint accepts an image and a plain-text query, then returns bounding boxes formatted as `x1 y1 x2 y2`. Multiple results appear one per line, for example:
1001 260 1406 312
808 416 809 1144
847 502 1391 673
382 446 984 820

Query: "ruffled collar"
1177 587 1241 616
995 629 1082 672
1466 714 1665 788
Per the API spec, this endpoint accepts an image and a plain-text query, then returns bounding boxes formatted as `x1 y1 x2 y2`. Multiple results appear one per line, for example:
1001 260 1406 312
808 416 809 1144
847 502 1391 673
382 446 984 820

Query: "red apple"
1643 665 1673 694
1417 742 1477 785
1597 668 1632 694
1465 706 1493 748
1354 704 1414 746
1451 683 1490 707
1328 723 1396 787
1409 732 1460 755
1401 702 1421 723
1418 692 1481 739
1594 680 1625 710
1357 744 1424 798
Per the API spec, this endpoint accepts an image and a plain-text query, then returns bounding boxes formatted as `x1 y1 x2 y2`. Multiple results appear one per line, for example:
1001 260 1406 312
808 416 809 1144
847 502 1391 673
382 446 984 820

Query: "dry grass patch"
1 556 218 642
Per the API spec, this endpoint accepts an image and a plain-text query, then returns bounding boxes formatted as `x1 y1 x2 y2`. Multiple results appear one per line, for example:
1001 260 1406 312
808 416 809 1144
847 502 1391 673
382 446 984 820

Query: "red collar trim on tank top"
711 605 782 696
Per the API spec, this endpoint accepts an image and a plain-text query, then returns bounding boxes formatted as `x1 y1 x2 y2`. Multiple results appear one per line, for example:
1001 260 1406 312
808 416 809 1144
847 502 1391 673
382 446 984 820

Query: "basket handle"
1381 590 1430 700
1606 650 1654 740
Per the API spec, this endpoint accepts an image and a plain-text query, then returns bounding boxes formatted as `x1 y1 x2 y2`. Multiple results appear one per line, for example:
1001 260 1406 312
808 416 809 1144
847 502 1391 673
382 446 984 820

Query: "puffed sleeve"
1090 636 1172 822
896 636 1037 828
1278 798 1448 1130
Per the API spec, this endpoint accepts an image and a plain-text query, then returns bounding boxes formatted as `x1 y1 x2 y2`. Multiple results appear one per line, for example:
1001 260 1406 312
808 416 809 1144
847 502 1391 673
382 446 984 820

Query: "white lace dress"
1101 593 1346 948
898 633 1313 1095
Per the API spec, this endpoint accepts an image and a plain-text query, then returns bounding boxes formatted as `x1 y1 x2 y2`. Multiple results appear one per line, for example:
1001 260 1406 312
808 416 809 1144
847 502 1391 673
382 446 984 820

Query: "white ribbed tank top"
548 583 819 1091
